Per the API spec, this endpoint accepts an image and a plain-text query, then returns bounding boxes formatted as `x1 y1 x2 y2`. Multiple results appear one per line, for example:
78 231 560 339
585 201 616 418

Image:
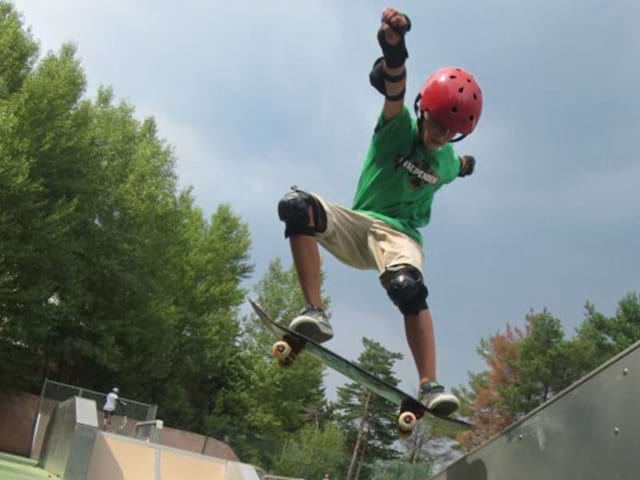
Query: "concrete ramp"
36 397 262 479
87 432 261 480
38 396 98 480
432 340 640 480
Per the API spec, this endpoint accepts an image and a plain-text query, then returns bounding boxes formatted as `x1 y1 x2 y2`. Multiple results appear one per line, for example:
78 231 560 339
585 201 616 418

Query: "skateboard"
249 299 472 436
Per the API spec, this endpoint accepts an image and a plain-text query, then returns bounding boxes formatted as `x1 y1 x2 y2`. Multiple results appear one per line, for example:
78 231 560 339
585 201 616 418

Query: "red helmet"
416 67 483 136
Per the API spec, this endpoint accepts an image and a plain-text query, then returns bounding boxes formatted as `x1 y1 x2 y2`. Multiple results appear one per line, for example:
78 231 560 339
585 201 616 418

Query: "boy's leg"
287 233 333 342
379 263 435 381
384 266 459 414
278 190 326 307
290 233 323 308
279 189 376 306
369 222 459 414
404 308 436 383
288 231 336 343
278 189 377 342
279 191 335 341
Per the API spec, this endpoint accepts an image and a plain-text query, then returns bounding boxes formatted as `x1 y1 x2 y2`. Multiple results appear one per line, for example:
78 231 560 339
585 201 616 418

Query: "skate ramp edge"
36 396 261 479
37 396 98 480
87 432 261 480
431 340 640 480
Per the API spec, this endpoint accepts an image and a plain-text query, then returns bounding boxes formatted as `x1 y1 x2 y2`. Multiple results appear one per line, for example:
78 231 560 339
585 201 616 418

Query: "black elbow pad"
369 57 387 96
369 56 406 100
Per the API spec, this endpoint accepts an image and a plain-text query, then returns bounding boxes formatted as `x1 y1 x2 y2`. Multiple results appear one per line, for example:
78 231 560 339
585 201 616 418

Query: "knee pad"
277 188 327 238
380 265 429 316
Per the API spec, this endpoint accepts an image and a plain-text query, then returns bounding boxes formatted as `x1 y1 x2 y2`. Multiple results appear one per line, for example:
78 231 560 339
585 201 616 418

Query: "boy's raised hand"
380 8 411 45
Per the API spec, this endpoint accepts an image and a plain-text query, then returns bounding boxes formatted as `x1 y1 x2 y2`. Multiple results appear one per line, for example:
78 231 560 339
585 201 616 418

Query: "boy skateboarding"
277 8 482 416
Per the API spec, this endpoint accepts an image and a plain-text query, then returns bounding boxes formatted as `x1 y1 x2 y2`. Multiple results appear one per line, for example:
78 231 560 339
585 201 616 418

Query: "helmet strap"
413 94 421 117
413 94 425 133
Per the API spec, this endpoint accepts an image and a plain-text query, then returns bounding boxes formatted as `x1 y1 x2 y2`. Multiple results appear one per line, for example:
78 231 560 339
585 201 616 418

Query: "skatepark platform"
430 339 640 480
36 396 260 480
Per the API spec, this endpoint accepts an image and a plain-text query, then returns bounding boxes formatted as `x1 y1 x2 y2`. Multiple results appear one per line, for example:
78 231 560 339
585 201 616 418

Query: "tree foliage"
457 324 523 450
0 3 255 440
219 258 329 470
573 292 640 375
334 338 403 480
274 423 346 480
459 294 640 452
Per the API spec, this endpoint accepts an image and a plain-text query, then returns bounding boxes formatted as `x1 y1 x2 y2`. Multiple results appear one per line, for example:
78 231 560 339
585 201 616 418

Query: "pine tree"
334 338 402 480
573 292 640 375
224 258 329 469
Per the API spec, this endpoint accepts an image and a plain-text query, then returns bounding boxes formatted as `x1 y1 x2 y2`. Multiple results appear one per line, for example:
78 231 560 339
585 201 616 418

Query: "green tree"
214 258 328 469
0 5 107 391
457 325 523 451
274 423 346 479
515 310 573 412
153 203 253 430
334 338 402 480
369 459 431 480
459 308 584 451
572 292 640 376
0 4 257 448
0 3 38 98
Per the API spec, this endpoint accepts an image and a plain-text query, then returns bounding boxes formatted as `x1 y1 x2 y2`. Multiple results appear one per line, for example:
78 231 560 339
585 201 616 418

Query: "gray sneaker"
418 381 460 416
289 305 333 343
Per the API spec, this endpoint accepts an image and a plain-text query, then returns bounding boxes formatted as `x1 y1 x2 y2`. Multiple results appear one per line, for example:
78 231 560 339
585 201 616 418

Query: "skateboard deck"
249 299 472 434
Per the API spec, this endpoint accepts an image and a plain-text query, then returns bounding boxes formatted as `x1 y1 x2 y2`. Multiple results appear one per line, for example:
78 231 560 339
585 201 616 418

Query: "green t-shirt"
352 107 461 246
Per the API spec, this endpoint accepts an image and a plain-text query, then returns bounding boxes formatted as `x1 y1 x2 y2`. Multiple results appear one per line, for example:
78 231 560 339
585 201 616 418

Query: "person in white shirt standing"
102 387 126 431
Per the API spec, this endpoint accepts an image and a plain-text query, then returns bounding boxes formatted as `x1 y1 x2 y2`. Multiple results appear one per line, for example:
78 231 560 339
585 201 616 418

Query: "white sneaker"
419 381 460 416
289 305 333 343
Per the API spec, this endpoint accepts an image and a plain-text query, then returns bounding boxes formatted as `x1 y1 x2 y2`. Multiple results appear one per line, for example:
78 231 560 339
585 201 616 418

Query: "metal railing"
38 379 157 420
30 378 158 458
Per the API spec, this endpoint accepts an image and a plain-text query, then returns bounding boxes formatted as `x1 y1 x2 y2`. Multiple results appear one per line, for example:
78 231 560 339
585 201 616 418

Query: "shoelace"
421 381 445 395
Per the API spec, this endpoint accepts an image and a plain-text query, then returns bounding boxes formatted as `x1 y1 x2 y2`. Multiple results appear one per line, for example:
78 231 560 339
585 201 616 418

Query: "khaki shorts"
313 194 424 276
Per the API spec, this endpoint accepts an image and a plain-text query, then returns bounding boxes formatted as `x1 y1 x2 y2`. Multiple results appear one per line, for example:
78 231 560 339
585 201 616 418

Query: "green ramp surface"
0 452 54 480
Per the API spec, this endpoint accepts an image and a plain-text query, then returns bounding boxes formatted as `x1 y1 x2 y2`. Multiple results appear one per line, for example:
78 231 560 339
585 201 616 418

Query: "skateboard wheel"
398 411 417 433
271 340 292 365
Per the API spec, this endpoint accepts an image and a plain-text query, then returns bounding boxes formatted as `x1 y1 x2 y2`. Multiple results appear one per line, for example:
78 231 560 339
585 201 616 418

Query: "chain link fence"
30 378 158 458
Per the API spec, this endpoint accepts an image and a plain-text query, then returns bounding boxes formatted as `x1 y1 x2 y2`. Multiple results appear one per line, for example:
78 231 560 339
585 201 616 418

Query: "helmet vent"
449 75 457 79
458 87 464 93
473 93 478 100
469 115 475 121
452 107 458 113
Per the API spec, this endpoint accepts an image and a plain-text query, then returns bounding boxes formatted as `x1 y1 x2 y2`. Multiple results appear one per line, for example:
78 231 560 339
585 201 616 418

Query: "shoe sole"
428 396 460 417
290 320 333 343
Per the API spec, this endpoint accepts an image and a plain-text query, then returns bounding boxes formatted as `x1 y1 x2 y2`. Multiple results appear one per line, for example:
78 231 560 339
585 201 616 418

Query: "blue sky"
13 0 640 398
